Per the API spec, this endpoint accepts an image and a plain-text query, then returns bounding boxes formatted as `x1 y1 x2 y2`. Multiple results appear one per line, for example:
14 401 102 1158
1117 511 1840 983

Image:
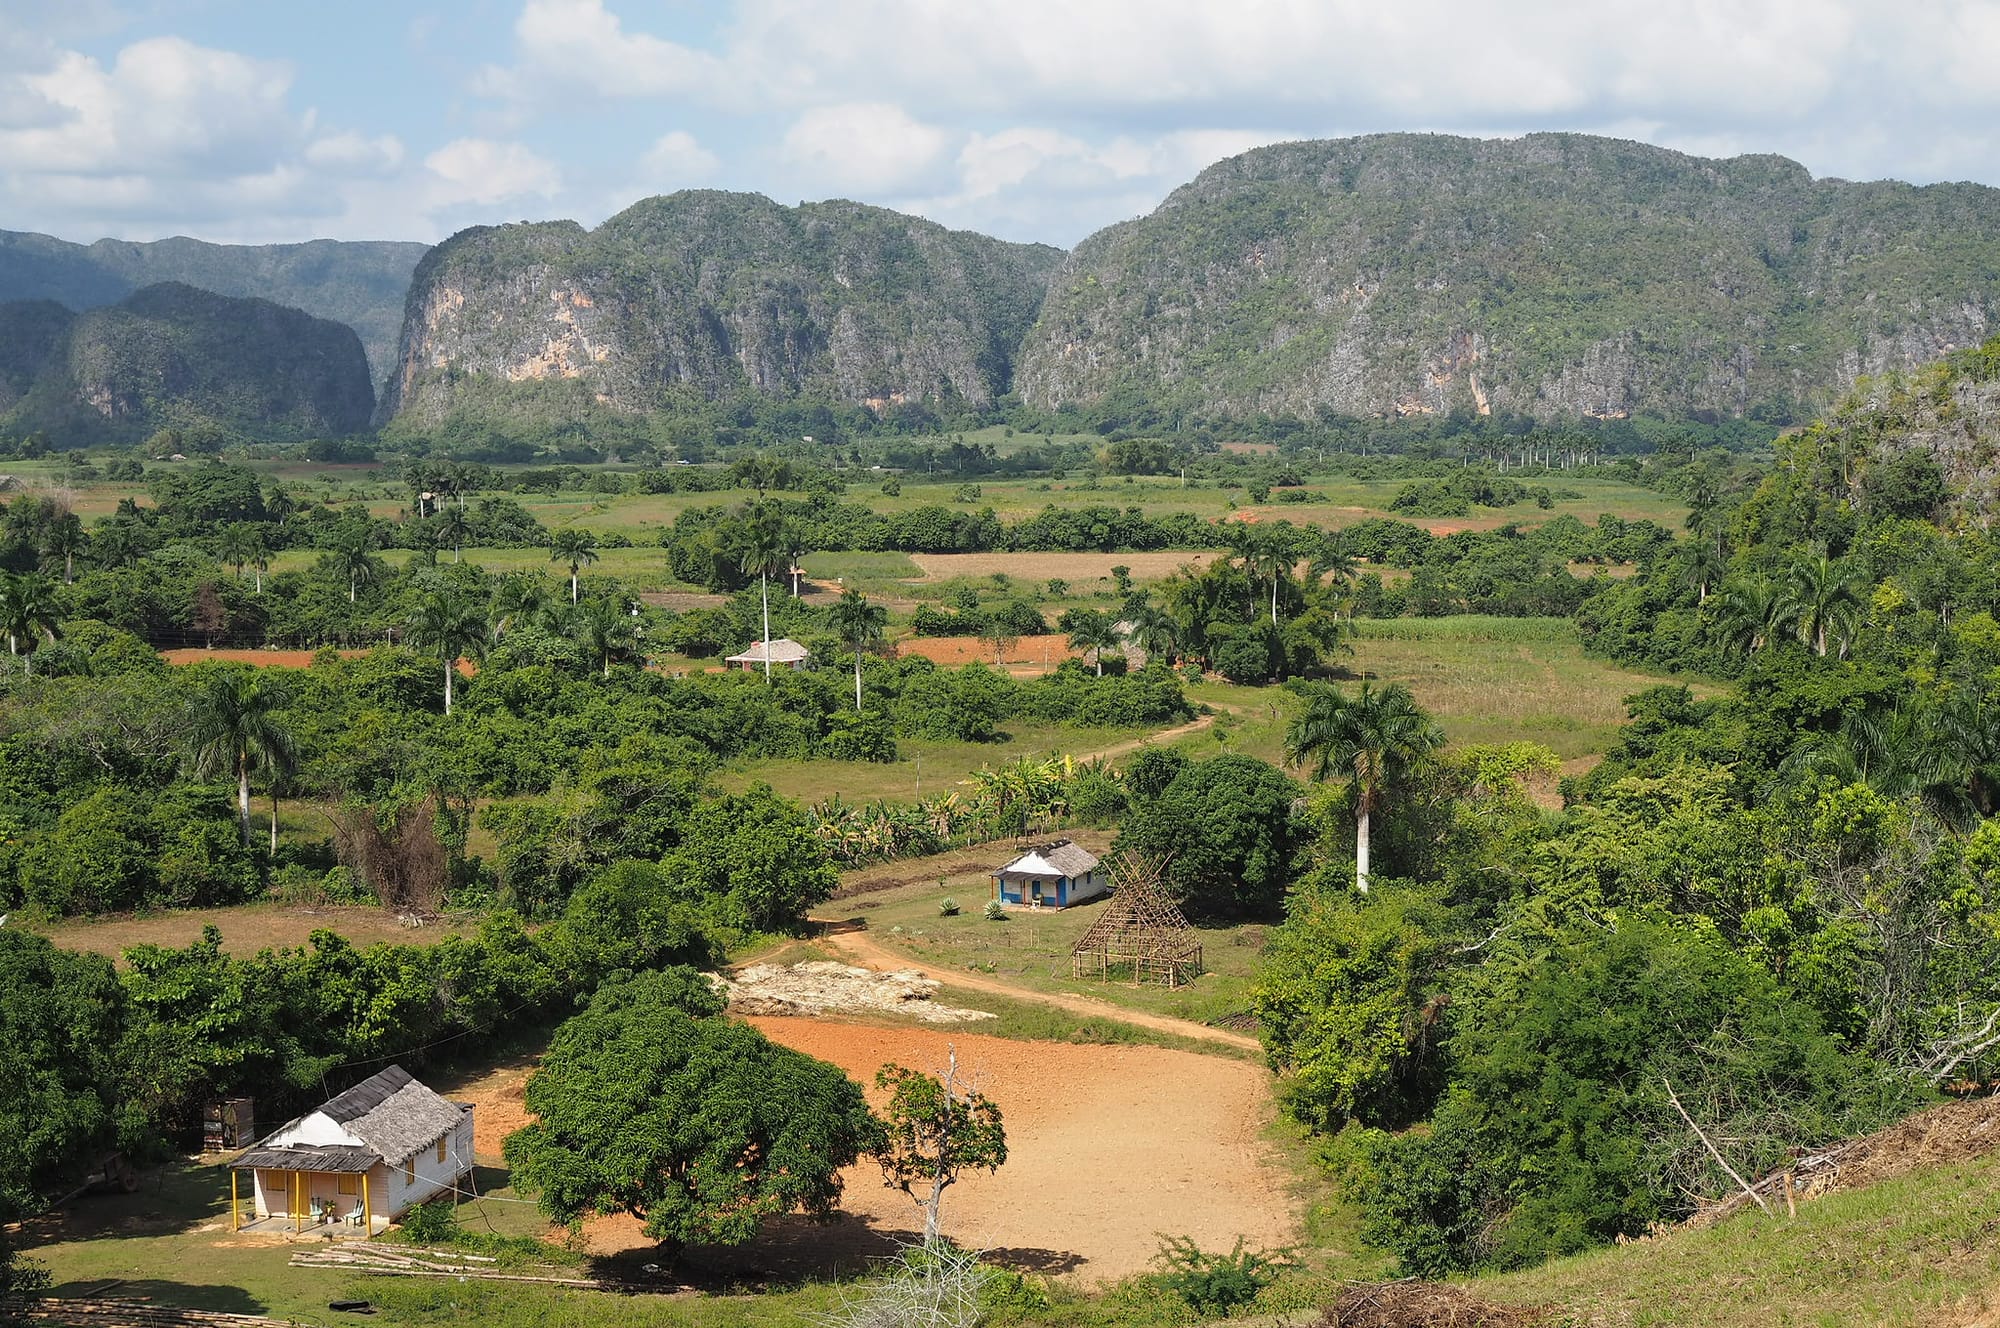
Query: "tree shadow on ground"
41 1279 266 1314
595 1211 1088 1291
18 1161 228 1244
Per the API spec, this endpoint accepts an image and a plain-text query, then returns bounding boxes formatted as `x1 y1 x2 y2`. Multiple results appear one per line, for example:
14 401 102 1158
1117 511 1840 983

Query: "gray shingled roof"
230 1144 377 1173
245 1064 469 1169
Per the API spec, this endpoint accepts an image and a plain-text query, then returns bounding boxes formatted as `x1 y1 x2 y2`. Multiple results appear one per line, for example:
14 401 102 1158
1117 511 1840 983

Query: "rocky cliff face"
0 230 427 387
1016 133 2000 423
0 283 375 443
379 192 1065 427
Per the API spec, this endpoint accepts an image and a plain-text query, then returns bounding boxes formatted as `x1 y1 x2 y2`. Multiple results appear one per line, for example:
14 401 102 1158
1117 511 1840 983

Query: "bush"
983 900 1007 921
939 897 959 916
1149 1235 1293 1317
398 1199 462 1245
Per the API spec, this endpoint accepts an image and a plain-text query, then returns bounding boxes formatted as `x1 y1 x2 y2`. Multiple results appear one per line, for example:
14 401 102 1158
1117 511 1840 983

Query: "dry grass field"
23 903 473 961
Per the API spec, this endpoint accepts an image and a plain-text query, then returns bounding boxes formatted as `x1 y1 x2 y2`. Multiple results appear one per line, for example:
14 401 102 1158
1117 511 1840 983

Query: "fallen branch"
1663 1076 1771 1217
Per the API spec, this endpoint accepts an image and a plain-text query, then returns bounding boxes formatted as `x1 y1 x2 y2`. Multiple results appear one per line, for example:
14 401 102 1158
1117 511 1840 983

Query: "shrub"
939 897 959 916
1149 1235 1293 1317
983 900 1007 921
398 1199 462 1245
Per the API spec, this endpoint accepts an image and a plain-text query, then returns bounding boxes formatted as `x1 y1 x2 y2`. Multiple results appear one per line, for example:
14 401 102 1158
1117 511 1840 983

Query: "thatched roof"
727 638 811 664
999 840 1100 878
239 1064 469 1169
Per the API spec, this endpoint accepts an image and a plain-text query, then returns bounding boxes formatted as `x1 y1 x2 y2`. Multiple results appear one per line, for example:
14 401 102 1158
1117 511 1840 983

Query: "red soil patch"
447 1020 1299 1282
161 647 475 675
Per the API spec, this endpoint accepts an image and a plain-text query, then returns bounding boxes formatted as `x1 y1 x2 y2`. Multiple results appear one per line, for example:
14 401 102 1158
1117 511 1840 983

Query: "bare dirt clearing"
28 904 471 961
718 961 996 1024
745 1017 1298 1281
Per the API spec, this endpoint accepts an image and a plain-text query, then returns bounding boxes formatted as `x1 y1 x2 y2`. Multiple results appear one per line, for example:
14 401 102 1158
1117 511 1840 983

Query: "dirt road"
820 928 1261 1053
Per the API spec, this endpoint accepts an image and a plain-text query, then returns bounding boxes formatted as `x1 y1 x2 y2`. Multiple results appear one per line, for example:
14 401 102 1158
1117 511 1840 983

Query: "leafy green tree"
660 784 839 933
0 932 126 1223
1117 754 1301 916
0 572 62 674
1285 681 1445 894
568 597 640 678
875 1049 1007 1246
548 529 600 604
504 969 879 1254
406 591 490 715
214 524 262 585
185 666 296 846
827 588 888 711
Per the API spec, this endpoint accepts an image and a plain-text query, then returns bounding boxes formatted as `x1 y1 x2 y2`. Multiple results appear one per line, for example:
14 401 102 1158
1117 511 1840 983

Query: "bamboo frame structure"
1069 852 1203 988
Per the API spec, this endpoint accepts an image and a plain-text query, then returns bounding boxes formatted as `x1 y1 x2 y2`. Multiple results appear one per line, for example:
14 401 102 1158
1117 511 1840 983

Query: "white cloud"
473 0 728 107
423 138 562 208
780 102 949 195
305 132 405 177
638 129 719 185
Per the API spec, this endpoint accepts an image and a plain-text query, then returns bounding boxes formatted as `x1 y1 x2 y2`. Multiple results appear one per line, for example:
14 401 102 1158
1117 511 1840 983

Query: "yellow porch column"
230 1170 239 1232
291 1172 300 1232
361 1172 371 1237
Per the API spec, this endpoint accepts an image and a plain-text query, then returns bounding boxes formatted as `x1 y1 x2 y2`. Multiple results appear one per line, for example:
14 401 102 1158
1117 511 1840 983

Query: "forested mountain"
1017 133 2000 425
0 283 375 443
378 191 1065 430
0 229 426 385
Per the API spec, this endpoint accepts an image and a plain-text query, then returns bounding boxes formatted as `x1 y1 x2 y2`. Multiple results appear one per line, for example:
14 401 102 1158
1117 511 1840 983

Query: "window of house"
436 1137 446 1164
337 1175 357 1196
403 1159 415 1186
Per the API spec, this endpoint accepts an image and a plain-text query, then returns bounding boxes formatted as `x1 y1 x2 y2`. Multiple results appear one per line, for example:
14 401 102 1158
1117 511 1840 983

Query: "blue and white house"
992 841 1104 909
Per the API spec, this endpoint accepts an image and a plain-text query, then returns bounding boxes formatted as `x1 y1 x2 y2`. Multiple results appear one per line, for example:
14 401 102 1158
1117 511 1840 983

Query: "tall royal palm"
1285 680 1444 894
437 506 471 564
1708 573 1779 655
828 589 888 710
215 524 263 584
42 511 86 585
326 531 382 604
571 597 640 679
733 510 790 680
0 571 63 675
548 530 600 604
1777 551 1865 658
1065 608 1122 676
186 667 296 847
407 590 490 715
1246 529 1293 625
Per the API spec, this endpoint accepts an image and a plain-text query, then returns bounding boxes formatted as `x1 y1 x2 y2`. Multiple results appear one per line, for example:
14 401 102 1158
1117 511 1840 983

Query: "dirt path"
744 1018 1297 1280
819 928 1260 1052
1070 709 1217 763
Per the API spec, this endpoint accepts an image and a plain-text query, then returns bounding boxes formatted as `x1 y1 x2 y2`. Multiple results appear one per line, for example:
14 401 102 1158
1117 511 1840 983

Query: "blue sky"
6 1 2000 248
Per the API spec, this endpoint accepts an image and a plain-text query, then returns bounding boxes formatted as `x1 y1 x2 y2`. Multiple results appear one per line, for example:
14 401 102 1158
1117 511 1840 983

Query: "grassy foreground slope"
1475 1143 2000 1326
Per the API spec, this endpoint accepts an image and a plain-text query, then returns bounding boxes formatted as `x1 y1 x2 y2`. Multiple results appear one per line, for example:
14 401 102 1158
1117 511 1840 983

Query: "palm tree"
325 530 382 604
215 524 263 584
1065 608 1122 676
1776 551 1865 658
437 506 471 564
185 667 295 847
91 520 143 570
41 512 85 585
1284 680 1444 894
828 589 888 710
0 571 62 674
731 511 790 680
1244 529 1293 625
491 575 559 641
571 597 640 679
249 547 270 596
1708 574 1780 655
406 590 490 715
1126 601 1183 666
548 530 600 604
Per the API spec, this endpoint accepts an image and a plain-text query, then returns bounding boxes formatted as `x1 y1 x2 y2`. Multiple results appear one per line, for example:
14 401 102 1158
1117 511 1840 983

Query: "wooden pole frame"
230 1170 239 1232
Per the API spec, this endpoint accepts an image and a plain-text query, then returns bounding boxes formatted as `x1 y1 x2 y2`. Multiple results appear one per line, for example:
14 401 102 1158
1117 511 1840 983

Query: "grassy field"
818 871 1267 1033
1474 1146 2000 1326
20 903 475 962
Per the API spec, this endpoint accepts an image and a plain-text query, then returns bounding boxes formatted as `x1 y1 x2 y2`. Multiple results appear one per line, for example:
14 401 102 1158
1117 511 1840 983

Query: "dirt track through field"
744 1018 1297 1280
819 928 1258 1051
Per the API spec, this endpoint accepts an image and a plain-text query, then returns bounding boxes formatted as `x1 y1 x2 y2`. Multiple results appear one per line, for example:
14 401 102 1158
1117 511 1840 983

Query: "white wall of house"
383 1111 476 1217
1069 869 1107 903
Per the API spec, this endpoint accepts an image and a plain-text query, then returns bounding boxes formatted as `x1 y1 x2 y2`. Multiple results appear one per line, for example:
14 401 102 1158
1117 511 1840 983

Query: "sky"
4 0 2000 250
